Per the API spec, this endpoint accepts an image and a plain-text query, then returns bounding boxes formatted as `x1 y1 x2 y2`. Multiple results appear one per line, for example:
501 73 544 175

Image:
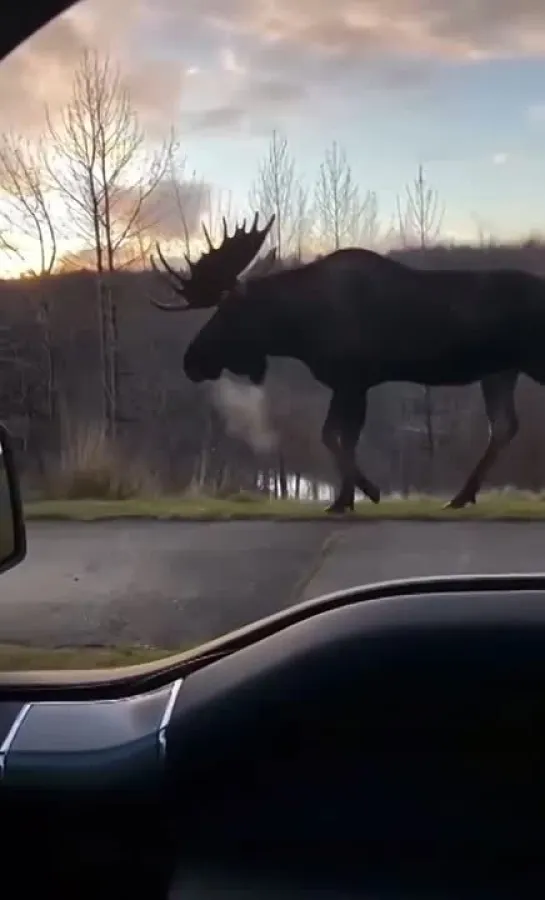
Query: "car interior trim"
0 702 31 780
158 678 184 761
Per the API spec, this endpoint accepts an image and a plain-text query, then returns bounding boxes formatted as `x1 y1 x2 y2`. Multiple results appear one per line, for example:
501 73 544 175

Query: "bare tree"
0 134 57 276
313 141 379 252
293 183 309 262
170 155 201 262
471 213 494 249
359 189 381 249
131 151 197 269
396 163 445 481
45 50 174 271
0 133 59 426
396 163 444 249
248 132 301 496
249 130 297 260
201 186 235 245
44 48 174 436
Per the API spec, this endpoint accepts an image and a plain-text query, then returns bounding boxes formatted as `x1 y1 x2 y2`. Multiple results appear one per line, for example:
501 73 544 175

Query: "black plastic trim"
0 423 27 575
0 0 76 64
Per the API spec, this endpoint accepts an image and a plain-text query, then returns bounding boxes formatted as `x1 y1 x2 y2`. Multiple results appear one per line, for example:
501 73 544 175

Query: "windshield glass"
1 0 544 671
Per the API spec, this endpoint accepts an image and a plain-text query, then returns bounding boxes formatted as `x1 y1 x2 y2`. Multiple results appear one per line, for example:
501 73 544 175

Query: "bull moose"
149 212 545 514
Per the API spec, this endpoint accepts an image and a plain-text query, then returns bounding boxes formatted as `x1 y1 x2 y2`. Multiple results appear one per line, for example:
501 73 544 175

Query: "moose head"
149 212 277 385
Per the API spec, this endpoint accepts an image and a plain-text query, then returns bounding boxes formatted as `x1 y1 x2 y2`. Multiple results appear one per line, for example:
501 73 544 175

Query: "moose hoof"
326 502 354 515
444 494 477 510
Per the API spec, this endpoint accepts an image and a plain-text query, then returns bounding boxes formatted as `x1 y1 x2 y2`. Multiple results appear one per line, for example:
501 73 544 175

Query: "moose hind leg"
322 390 380 514
446 372 519 509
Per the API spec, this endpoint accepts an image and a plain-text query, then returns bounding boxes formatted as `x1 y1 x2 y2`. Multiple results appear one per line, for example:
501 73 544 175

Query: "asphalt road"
1 519 545 648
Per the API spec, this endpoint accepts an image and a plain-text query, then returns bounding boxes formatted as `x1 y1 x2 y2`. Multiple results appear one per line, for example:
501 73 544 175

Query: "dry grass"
43 421 160 501
24 488 545 522
0 643 175 671
30 422 545 521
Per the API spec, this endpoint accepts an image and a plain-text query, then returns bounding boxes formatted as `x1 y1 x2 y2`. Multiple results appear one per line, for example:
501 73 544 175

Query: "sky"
3 0 545 273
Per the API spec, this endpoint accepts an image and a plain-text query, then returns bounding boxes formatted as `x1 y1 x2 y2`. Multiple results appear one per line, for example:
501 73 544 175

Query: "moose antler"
148 245 190 310
149 212 275 311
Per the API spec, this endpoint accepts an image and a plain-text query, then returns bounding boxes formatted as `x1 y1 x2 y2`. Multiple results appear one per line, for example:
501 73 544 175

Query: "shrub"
43 421 160 500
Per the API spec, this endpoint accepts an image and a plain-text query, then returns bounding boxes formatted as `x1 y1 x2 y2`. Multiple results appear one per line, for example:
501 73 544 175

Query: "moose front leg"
446 371 519 509
321 390 380 514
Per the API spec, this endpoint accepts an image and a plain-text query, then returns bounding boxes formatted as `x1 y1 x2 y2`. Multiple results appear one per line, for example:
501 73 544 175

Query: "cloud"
492 152 509 165
185 78 306 134
202 0 545 61
0 14 87 131
219 47 246 76
113 178 211 240
186 106 247 133
252 79 305 105
527 102 545 123
50 176 211 270
3 0 545 138
0 0 185 134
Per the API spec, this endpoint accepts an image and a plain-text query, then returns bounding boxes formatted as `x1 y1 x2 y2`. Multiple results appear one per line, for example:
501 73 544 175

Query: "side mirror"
0 423 26 574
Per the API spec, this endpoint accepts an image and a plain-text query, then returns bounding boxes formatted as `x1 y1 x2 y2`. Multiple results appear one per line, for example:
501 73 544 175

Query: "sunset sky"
3 0 545 274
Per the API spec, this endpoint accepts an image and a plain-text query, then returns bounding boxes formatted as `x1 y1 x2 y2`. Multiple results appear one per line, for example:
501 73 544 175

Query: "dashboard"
0 680 182 788
2 574 545 898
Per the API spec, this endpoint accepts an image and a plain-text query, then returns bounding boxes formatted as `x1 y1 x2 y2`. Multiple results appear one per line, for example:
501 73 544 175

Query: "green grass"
0 643 176 671
22 491 545 522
